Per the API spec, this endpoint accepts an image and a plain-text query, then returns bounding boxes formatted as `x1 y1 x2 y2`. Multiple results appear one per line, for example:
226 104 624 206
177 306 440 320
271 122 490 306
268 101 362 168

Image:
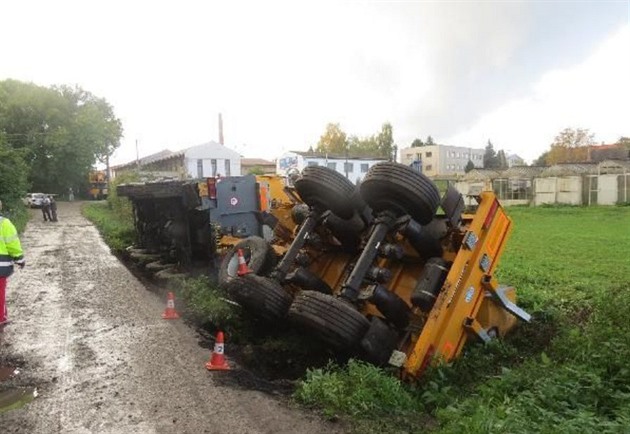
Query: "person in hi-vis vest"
0 200 25 325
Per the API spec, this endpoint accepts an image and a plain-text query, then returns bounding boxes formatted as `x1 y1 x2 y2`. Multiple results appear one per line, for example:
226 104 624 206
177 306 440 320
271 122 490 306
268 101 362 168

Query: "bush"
82 202 135 253
175 276 242 333
295 360 423 432
0 142 29 232
106 171 139 221
0 201 28 233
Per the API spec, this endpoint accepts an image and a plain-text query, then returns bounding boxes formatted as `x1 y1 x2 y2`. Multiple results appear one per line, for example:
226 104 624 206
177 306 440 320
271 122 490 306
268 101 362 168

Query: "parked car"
24 193 46 208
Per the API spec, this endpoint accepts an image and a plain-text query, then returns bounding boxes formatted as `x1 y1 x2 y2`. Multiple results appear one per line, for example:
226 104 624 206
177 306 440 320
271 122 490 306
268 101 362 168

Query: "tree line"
533 128 630 166
0 79 122 208
312 122 397 161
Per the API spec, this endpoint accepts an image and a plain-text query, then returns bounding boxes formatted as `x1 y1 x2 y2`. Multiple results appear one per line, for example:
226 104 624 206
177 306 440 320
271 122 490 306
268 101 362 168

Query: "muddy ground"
0 202 343 433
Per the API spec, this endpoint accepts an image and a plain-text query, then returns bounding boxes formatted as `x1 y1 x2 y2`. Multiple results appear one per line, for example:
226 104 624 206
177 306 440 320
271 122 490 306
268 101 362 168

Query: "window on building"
327 162 337 170
344 162 354 173
493 178 533 201
307 161 319 166
361 163 369 173
197 159 203 178
425 164 432 171
211 159 217 176
224 159 231 176
426 152 432 158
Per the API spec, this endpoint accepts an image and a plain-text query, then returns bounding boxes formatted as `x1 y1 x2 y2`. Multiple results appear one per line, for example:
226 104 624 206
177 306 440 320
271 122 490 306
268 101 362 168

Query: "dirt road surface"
0 202 341 433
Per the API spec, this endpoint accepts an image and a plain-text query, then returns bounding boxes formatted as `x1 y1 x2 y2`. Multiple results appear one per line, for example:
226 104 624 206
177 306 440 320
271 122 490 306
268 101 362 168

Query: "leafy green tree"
616 137 630 158
464 160 475 173
315 122 396 160
376 123 395 161
411 138 424 147
247 166 266 175
347 135 378 157
425 136 435 146
0 140 29 206
315 123 347 155
0 80 122 194
533 151 549 167
483 140 500 169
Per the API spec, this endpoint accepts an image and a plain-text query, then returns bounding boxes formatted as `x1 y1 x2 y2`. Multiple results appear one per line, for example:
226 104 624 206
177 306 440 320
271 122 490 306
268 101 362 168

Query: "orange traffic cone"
236 249 253 276
162 292 180 319
205 331 231 371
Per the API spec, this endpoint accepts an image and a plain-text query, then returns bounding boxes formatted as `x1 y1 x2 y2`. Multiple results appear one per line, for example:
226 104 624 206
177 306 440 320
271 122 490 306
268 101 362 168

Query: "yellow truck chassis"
222 163 530 380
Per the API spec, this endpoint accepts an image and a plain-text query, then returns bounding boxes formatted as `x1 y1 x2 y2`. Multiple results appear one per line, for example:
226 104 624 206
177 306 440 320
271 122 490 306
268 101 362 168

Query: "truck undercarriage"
221 163 530 380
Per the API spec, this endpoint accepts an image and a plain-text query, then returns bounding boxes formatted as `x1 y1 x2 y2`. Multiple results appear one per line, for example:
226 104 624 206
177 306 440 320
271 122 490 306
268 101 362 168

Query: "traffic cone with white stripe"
205 331 231 371
236 249 253 276
162 292 180 319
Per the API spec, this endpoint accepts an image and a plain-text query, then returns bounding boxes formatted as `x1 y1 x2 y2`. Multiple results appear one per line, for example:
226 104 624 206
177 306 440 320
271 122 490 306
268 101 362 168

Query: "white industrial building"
112 141 241 179
276 151 388 184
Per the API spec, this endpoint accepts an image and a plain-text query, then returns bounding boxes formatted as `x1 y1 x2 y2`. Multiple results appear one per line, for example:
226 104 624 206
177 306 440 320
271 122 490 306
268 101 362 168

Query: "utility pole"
135 139 140 169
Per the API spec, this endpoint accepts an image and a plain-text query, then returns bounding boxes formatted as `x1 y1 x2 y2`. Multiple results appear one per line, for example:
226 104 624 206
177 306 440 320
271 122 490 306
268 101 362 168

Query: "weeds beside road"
84 201 630 433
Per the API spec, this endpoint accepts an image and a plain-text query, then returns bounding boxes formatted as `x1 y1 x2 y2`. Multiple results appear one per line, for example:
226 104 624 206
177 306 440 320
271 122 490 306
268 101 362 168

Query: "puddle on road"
0 387 38 414
0 366 19 382
0 366 37 413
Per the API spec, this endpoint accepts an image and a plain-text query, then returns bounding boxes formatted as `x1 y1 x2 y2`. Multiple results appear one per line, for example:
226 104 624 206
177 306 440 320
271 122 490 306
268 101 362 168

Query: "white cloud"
446 25 630 163
0 1 625 166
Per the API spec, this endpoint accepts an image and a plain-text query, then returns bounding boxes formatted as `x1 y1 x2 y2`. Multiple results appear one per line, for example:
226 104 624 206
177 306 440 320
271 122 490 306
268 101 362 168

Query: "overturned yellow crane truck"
117 174 298 275
222 162 530 380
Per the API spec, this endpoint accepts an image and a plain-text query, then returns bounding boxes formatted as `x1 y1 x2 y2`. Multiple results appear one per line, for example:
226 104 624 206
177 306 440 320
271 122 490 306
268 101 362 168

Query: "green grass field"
296 206 630 433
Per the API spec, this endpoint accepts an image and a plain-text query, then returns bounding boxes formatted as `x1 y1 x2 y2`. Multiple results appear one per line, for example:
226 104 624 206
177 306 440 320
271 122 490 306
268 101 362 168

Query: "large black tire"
224 274 292 321
359 162 440 224
324 212 365 251
294 166 357 219
218 236 277 283
288 291 370 350
360 316 399 366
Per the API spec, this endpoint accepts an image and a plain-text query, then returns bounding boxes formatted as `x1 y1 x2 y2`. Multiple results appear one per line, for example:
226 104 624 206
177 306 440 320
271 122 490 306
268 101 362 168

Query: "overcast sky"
1 1 628 164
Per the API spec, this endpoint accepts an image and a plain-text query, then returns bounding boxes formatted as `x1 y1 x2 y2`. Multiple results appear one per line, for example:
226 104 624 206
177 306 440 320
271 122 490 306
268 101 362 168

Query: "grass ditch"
83 195 630 432
82 202 135 254
294 205 630 433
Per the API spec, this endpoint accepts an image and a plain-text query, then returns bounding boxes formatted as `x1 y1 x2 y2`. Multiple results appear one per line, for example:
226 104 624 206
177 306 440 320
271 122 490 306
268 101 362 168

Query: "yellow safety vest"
0 216 24 277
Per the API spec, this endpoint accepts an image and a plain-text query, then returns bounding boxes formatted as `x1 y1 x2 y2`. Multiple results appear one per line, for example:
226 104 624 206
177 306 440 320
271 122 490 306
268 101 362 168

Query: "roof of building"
597 159 630 173
589 143 619 150
400 144 485 152
111 149 175 170
501 165 545 178
463 168 502 181
241 158 276 166
539 162 598 177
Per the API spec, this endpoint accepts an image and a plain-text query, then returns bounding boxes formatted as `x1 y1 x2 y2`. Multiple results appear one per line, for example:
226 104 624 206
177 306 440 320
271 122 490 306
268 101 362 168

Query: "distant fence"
453 173 630 206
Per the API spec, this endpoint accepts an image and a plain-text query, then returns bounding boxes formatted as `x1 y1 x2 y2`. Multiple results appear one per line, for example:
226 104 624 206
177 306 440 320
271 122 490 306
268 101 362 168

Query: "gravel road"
0 202 342 433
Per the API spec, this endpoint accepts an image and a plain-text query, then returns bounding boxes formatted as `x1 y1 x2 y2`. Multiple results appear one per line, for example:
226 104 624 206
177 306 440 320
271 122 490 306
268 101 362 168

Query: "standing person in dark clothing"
49 196 58 222
42 196 52 222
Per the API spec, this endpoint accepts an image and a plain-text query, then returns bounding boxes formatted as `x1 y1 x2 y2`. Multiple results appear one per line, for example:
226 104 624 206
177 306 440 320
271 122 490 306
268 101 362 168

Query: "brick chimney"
218 113 224 145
